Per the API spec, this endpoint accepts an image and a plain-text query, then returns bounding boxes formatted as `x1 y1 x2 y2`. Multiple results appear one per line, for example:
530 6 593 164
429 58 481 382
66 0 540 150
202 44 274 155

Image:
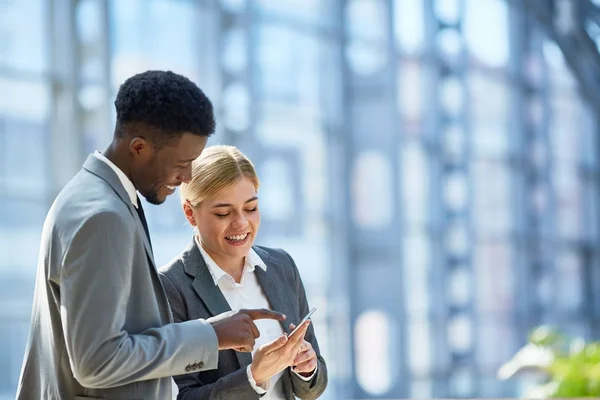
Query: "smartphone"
289 307 317 337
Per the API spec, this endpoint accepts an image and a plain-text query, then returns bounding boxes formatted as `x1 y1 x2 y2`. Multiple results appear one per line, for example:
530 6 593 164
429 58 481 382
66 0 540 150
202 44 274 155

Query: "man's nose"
179 164 192 183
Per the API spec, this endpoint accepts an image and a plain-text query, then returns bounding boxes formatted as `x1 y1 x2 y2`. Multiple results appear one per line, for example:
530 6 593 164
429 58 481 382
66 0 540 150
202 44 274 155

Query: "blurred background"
2 0 600 398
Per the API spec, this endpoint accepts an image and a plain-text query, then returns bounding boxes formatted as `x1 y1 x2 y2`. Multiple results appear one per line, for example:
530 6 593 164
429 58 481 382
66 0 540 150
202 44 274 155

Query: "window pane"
402 142 429 226
257 24 320 109
473 161 512 234
111 0 201 85
346 0 387 41
0 0 48 73
403 234 431 313
556 249 583 313
464 0 509 67
256 0 333 28
1 118 48 198
474 241 514 312
394 0 424 53
352 151 394 228
553 165 582 240
355 310 395 395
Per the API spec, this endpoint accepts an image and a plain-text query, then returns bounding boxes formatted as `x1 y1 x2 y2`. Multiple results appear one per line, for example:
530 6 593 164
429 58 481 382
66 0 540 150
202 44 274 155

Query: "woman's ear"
182 200 198 227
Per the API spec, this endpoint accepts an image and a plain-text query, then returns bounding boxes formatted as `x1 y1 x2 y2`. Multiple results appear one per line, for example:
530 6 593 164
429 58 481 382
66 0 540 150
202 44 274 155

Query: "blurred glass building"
1 0 600 398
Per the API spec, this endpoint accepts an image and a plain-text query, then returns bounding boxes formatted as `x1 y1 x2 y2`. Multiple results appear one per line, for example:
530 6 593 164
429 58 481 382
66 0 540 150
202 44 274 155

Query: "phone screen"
289 307 317 337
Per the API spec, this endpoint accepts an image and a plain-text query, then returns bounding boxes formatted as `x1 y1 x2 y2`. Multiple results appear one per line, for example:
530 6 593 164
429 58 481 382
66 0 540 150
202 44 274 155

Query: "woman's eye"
246 207 257 212
215 213 229 218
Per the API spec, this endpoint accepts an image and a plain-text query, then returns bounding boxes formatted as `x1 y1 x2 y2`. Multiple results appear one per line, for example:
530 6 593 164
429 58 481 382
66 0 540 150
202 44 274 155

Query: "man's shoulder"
49 170 132 234
60 169 127 209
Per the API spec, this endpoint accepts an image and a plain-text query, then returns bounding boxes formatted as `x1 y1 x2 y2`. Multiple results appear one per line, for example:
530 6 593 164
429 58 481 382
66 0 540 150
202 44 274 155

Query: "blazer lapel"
253 248 301 400
128 202 154 264
253 247 297 335
181 241 253 368
82 154 154 265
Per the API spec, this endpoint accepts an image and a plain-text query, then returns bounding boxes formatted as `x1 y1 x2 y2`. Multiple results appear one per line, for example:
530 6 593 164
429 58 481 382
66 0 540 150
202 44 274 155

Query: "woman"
158 145 328 400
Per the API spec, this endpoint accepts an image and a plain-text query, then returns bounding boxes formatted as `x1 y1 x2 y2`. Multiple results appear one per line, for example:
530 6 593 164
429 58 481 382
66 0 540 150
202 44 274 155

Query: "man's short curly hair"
114 70 215 145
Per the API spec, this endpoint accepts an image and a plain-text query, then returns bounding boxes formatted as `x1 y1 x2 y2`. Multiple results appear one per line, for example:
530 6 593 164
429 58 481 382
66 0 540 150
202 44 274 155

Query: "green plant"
498 326 600 398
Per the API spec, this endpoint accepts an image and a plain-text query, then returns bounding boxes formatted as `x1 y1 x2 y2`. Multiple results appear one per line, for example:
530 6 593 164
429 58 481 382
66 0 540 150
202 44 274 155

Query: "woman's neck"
198 237 245 283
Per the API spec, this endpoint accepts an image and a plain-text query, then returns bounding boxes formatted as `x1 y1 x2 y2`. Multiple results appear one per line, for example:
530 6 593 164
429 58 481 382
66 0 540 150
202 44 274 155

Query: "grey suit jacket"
158 241 328 400
16 154 219 400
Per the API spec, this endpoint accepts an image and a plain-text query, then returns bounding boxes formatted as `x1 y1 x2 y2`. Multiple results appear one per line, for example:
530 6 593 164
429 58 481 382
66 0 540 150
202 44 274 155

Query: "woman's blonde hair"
180 145 260 207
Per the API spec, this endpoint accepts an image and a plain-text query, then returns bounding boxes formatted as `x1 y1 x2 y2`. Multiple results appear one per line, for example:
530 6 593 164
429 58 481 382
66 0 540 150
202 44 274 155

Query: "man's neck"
103 141 133 183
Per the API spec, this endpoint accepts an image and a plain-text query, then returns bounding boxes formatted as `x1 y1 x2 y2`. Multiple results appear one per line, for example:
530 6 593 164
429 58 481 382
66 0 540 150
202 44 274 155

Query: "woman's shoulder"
253 244 288 260
158 254 185 276
158 242 195 278
252 245 298 274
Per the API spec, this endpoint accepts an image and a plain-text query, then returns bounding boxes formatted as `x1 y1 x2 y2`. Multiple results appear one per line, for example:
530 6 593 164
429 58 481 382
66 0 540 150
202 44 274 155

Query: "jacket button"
191 363 198 370
198 361 204 369
185 365 192 372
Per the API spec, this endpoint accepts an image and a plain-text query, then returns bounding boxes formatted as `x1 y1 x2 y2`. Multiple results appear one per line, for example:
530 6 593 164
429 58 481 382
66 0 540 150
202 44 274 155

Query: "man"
16 70 284 400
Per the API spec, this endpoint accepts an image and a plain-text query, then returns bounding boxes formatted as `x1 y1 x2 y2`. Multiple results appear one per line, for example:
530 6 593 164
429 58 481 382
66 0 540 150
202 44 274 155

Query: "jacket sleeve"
60 210 219 388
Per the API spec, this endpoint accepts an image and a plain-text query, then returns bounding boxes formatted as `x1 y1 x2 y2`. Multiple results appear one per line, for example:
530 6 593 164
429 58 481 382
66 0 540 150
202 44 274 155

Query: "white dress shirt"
93 151 181 399
195 237 315 398
93 151 138 208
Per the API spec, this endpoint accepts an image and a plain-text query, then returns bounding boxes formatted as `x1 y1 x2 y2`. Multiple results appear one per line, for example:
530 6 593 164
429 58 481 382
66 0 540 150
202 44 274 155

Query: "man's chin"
141 192 166 206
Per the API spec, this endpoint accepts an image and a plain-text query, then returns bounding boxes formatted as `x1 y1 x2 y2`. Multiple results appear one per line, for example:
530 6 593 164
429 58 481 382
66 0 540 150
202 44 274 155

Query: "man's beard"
142 190 165 205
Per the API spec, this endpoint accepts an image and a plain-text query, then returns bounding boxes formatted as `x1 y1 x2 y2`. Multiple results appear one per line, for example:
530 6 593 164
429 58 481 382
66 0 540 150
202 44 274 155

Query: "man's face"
133 133 207 205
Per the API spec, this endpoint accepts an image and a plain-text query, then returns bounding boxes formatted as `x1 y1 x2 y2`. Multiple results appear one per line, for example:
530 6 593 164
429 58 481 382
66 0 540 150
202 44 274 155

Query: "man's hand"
250 320 310 387
207 308 286 352
289 323 318 376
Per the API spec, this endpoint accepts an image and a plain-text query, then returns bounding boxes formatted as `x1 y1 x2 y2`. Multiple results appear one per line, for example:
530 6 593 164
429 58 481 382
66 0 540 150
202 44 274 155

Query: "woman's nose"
231 213 247 228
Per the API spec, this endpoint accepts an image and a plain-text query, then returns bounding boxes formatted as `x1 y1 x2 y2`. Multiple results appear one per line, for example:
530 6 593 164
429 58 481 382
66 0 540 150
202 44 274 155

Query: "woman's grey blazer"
158 241 328 400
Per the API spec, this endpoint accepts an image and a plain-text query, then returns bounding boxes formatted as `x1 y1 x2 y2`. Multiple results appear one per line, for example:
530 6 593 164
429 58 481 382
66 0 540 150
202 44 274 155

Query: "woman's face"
184 177 260 264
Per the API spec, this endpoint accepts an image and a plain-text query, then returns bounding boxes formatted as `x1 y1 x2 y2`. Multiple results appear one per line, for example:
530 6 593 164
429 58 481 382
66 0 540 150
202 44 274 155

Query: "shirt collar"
194 235 267 286
247 247 268 272
93 151 138 208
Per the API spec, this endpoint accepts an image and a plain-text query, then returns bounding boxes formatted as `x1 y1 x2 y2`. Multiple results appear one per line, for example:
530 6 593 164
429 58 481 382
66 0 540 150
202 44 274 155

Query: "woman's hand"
249 320 310 386
288 323 318 376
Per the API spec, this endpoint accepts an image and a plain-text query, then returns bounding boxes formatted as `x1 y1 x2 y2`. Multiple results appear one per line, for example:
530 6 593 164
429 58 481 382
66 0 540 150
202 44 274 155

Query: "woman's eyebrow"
212 196 258 208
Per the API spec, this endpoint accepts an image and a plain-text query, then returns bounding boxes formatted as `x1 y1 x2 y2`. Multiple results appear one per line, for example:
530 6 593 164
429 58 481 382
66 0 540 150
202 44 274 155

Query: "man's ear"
129 136 152 159
183 200 198 227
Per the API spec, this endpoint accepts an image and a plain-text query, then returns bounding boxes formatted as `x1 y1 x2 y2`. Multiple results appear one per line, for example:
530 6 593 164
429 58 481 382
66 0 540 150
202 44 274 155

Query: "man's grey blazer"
16 154 219 400
158 241 328 400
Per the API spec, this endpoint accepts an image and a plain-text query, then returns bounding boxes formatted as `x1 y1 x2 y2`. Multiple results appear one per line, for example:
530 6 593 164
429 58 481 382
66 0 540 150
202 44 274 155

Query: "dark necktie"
135 196 153 251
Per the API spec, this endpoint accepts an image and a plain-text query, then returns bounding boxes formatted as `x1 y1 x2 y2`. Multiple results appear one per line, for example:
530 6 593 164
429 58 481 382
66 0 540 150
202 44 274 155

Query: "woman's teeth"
226 233 248 241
